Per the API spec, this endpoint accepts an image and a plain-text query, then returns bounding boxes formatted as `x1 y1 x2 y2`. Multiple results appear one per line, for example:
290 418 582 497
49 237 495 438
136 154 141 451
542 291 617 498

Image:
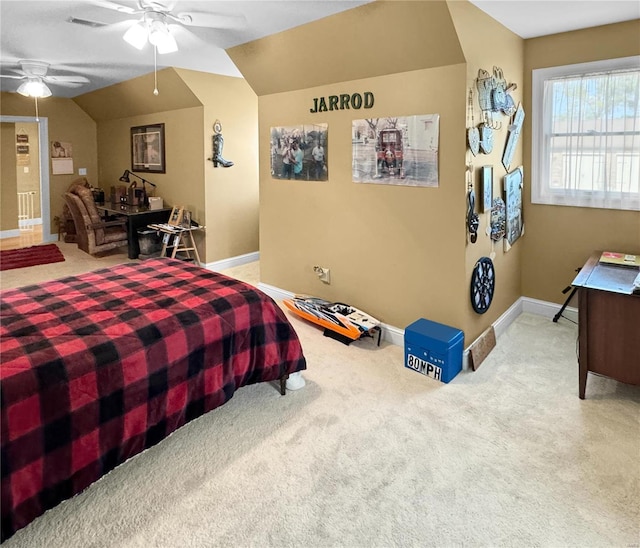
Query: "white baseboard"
257 282 293 302
257 282 406 347
256 281 574 365
204 251 259 272
19 218 42 228
521 296 578 323
0 229 21 239
493 298 524 338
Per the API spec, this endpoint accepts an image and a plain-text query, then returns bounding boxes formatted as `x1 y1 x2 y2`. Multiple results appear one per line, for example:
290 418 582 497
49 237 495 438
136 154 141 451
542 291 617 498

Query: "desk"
96 203 173 259
572 252 640 399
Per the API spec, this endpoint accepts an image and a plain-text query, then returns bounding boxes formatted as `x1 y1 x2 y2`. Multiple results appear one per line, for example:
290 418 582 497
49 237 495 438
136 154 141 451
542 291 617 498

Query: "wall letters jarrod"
310 92 374 113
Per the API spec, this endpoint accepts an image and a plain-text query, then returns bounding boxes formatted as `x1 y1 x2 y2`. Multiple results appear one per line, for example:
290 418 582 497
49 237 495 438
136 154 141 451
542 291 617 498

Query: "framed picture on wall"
481 165 493 212
131 123 165 173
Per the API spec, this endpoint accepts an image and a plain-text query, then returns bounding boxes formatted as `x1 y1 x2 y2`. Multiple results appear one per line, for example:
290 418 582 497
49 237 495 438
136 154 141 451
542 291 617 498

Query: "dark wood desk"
97 203 173 259
572 252 640 399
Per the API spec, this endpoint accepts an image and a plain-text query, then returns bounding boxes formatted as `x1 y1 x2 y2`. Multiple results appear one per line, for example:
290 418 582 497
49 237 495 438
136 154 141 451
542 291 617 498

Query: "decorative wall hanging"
310 91 374 113
476 69 493 113
466 89 480 156
490 196 506 242
270 124 328 181
209 120 233 168
470 257 495 314
466 166 479 243
481 165 493 213
490 67 508 112
352 114 439 187
131 123 165 173
51 141 74 175
476 66 517 127
493 68 517 117
504 166 524 248
479 123 494 154
502 103 524 172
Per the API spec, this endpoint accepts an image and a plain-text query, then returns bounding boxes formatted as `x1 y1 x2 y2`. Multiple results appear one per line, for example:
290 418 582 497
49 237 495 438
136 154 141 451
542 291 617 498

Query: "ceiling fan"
92 0 246 53
0 60 90 97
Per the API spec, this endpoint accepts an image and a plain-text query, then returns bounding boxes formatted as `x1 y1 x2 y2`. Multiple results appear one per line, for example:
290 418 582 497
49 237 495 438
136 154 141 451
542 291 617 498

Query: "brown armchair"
64 184 128 256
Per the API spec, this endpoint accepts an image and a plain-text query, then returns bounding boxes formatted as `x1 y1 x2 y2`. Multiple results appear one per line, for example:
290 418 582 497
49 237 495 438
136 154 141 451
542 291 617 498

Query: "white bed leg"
286 371 306 390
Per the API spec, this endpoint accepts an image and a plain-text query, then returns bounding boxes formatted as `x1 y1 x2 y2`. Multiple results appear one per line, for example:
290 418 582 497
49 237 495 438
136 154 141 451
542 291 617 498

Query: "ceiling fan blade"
175 11 246 29
95 0 140 15
47 80 89 88
44 75 91 84
0 74 25 80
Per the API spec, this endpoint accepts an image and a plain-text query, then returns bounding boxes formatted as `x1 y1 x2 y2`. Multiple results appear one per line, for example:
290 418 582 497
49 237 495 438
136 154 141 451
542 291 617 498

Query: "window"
532 56 640 211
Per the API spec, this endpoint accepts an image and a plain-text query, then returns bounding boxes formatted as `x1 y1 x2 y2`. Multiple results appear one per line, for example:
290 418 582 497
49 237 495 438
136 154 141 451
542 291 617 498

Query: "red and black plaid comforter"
0 258 306 541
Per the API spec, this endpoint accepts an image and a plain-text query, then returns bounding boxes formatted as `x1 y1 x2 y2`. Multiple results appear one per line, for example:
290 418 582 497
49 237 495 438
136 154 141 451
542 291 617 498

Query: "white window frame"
532 56 640 211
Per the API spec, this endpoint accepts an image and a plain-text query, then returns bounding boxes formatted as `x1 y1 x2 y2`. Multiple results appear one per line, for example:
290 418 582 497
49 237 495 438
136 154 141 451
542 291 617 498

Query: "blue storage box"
404 318 464 383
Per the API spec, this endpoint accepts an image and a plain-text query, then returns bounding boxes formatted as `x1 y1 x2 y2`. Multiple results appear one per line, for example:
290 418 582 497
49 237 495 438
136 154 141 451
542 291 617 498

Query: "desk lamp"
119 170 157 207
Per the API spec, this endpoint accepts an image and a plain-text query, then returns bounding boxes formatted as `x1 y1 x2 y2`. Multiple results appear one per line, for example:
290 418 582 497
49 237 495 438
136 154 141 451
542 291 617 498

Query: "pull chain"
34 96 39 121
153 45 159 96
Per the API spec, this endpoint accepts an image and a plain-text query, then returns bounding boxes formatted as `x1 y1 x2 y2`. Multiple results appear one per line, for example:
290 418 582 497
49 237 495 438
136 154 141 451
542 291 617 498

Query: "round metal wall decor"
470 257 495 314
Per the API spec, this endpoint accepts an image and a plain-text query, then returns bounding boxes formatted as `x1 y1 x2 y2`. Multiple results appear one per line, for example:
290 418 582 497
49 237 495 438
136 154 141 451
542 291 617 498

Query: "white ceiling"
470 0 639 39
1 0 638 98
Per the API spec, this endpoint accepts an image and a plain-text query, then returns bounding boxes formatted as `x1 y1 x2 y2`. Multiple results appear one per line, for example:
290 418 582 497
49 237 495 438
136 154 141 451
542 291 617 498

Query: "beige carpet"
2 248 639 547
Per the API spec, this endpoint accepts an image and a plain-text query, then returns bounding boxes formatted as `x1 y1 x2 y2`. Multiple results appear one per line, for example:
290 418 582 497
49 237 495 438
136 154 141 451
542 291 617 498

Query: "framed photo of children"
270 124 328 181
131 123 165 173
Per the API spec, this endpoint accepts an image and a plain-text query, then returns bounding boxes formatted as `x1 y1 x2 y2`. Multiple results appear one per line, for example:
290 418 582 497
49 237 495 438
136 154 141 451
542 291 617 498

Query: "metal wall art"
470 257 495 314
503 166 524 247
502 103 524 172
467 88 480 156
490 197 506 242
481 165 493 213
209 120 233 168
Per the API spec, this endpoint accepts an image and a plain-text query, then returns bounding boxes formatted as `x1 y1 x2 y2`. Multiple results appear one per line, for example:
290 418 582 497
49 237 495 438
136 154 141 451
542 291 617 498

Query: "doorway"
0 115 51 247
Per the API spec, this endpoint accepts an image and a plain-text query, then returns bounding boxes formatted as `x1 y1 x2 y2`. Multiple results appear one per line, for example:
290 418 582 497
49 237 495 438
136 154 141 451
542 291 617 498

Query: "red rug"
0 244 65 271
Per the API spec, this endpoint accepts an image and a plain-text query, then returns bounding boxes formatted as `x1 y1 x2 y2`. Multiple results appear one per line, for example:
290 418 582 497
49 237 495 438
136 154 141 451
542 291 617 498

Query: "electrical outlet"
313 265 331 284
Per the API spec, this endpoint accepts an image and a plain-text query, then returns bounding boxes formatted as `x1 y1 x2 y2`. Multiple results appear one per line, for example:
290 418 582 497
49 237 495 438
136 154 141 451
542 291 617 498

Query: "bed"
0 258 306 541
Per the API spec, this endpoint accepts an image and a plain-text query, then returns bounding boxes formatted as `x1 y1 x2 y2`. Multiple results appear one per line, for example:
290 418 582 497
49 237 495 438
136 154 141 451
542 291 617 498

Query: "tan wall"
97 106 206 256
175 69 259 262
231 0 525 342
15 123 41 218
259 64 470 334
1 122 19 232
89 68 259 264
0 93 98 234
228 0 465 97
449 0 525 339
522 20 640 305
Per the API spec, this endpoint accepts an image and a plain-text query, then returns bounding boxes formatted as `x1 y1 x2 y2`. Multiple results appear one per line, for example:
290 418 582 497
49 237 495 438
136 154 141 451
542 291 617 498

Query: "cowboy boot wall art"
209 120 234 168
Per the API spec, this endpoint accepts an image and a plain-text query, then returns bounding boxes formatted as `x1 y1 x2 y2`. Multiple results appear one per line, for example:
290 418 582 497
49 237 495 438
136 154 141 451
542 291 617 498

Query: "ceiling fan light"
155 31 178 54
17 79 52 98
148 21 177 53
123 21 147 50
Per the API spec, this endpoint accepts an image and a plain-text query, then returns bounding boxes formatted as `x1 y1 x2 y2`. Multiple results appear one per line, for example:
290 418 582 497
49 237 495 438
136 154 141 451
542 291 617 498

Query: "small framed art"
168 206 184 227
481 165 493 213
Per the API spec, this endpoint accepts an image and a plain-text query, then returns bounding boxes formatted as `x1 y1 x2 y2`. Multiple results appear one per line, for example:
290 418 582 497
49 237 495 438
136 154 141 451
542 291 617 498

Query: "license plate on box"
406 353 442 381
